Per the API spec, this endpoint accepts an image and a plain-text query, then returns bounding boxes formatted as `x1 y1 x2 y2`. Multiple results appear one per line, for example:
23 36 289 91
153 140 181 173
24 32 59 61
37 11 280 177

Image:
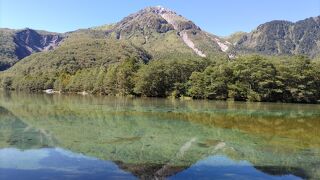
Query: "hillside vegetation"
0 7 319 103
0 29 18 70
234 16 320 57
0 28 63 71
1 54 319 103
0 6 229 70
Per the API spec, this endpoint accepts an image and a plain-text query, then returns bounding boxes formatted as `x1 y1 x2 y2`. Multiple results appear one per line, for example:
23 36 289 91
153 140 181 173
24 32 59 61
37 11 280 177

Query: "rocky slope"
223 31 247 45
106 6 229 59
14 28 63 59
0 28 63 70
1 6 319 74
234 16 320 57
0 6 232 71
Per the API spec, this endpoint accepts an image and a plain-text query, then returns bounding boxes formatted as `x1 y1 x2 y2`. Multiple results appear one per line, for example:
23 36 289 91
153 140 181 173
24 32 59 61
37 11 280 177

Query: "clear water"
0 92 319 179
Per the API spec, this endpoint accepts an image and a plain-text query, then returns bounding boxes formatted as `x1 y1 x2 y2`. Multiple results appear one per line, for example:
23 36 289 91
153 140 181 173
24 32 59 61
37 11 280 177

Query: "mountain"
0 6 235 86
0 6 231 71
0 28 63 70
223 31 247 45
234 16 320 57
1 8 319 73
107 6 229 59
1 7 319 103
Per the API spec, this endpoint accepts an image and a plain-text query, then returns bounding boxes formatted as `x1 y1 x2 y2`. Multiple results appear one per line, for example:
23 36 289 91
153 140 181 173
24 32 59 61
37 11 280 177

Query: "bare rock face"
151 6 200 32
113 7 175 37
235 16 320 57
115 161 188 180
0 6 230 72
14 28 64 59
0 28 64 71
111 6 227 58
113 6 200 36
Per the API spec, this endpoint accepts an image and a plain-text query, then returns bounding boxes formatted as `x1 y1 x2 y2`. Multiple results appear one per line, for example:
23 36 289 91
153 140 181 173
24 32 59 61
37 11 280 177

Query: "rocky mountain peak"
143 6 174 14
235 16 320 57
110 6 210 57
255 20 293 32
150 6 200 31
313 16 320 23
114 6 200 35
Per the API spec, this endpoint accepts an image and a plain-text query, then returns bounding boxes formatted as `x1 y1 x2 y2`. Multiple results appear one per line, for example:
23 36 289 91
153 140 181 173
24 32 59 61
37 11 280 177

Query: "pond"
0 92 319 179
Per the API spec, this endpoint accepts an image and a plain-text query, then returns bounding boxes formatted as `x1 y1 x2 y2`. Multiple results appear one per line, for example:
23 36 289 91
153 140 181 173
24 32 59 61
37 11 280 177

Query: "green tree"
115 58 141 96
104 65 118 95
276 55 319 103
187 72 205 99
134 60 200 97
188 63 231 100
92 67 107 94
1 76 13 89
54 73 71 92
104 58 141 96
229 55 283 102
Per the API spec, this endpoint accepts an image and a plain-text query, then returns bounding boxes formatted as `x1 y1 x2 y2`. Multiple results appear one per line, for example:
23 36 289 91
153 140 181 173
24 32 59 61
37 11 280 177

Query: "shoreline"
2 89 319 105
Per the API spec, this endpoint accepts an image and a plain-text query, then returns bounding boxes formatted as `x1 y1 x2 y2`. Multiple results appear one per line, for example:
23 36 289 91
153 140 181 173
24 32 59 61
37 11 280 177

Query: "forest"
1 55 320 103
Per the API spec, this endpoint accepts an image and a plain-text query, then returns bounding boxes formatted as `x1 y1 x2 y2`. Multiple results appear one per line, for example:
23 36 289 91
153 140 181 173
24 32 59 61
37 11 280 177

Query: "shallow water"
0 92 319 179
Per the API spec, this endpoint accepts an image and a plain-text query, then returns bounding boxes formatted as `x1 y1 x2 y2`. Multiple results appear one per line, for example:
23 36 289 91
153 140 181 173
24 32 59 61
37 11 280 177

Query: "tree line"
1 55 320 103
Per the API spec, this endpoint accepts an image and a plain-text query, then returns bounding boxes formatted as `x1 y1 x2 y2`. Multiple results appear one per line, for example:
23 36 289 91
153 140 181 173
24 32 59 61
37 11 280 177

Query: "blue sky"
0 0 319 36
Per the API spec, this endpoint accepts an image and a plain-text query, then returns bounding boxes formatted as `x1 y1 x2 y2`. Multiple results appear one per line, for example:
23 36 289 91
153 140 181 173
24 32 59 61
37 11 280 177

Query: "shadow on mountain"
254 166 308 179
115 161 188 180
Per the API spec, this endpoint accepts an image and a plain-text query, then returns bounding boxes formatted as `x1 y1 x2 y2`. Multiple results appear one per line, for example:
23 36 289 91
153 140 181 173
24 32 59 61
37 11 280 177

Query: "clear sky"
1 0 319 36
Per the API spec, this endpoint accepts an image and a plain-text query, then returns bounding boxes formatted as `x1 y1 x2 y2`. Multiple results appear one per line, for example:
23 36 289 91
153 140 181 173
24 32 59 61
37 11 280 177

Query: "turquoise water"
0 92 319 179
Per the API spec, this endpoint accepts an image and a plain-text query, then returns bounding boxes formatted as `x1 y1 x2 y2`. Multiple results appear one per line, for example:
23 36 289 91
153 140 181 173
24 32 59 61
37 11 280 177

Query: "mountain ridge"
0 6 234 71
234 16 320 57
0 6 319 72
1 6 319 103
105 6 229 58
0 28 64 70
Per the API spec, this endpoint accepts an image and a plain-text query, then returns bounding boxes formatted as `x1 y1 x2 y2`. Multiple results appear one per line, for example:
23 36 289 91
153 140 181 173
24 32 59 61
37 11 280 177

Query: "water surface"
0 92 319 179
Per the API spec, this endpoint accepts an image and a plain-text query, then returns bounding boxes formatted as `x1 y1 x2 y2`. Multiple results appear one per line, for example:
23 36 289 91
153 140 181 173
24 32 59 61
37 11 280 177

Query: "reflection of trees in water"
1 92 320 179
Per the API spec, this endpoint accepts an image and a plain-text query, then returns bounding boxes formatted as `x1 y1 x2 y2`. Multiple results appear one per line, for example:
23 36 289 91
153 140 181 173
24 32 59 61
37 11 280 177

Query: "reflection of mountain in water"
115 161 188 179
254 166 308 179
0 92 320 179
0 148 135 179
0 106 55 149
